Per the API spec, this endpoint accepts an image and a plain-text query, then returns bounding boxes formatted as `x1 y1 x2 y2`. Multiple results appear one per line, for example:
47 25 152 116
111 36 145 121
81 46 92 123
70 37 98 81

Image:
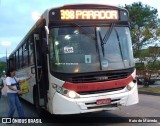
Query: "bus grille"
68 68 133 83
79 87 124 95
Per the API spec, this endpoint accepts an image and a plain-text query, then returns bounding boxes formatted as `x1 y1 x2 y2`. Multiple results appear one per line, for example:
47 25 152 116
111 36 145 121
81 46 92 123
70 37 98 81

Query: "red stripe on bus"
63 76 133 92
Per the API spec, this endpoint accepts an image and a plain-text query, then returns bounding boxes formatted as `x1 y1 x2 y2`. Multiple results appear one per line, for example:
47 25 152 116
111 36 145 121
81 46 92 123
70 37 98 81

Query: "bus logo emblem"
95 76 108 81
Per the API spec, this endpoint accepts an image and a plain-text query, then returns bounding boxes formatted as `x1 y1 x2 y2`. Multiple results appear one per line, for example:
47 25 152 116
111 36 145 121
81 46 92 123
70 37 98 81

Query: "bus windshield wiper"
102 23 114 45
114 28 126 67
71 23 96 40
71 23 98 51
98 23 114 56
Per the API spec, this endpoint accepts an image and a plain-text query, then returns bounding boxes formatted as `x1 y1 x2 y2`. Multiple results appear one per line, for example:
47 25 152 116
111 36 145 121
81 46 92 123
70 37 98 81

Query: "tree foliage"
124 2 159 58
124 2 160 86
0 62 6 76
126 2 158 27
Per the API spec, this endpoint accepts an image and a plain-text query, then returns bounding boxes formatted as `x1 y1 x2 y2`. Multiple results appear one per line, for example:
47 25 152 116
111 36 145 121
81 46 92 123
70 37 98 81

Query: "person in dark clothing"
0 74 4 98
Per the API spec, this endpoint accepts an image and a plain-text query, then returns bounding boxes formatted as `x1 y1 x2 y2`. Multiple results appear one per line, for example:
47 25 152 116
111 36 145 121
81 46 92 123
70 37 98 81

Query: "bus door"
33 30 48 110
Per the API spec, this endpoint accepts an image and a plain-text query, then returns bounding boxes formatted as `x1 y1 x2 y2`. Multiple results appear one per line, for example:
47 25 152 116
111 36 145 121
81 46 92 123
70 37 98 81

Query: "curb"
138 91 160 96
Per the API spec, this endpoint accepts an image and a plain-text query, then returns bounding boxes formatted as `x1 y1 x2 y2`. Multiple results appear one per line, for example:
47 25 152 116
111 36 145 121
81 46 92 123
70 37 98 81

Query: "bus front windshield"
49 26 134 73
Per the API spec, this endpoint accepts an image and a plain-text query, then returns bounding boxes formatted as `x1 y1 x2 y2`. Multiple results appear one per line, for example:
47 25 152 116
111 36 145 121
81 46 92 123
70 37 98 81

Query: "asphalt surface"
0 85 160 126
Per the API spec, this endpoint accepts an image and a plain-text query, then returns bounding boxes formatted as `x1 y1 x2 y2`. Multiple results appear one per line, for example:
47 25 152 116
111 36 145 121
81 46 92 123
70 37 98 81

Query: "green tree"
135 45 160 87
0 62 6 76
124 2 160 87
124 2 159 58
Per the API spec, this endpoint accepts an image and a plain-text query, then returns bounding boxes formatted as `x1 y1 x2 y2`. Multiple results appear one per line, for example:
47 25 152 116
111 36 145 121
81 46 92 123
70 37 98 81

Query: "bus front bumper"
52 84 138 114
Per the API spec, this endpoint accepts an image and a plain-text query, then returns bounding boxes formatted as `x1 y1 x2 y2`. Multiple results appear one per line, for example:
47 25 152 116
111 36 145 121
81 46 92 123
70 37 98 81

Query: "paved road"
0 94 160 126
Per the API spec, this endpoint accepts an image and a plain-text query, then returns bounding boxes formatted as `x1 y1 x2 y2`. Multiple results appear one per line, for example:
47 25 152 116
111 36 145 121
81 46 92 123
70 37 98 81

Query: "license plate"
96 98 111 105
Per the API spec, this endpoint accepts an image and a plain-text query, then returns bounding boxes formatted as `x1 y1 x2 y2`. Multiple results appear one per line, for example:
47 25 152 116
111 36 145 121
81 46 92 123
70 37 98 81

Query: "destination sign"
60 9 118 20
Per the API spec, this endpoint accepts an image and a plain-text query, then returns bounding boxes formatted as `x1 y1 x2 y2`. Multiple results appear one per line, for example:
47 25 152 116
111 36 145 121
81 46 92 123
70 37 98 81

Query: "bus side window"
16 50 19 69
29 38 34 65
19 47 23 68
9 55 14 69
23 42 29 66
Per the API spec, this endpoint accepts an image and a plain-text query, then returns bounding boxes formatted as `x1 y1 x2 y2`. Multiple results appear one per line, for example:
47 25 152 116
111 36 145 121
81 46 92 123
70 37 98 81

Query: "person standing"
2 75 7 96
6 68 31 118
0 74 4 99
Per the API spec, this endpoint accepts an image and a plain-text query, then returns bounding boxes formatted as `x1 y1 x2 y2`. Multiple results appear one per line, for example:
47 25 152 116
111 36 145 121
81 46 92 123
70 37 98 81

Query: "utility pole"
1 41 10 66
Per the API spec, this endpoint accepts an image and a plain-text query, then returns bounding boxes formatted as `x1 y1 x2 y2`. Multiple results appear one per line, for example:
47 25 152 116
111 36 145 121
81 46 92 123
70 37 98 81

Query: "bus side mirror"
42 38 49 54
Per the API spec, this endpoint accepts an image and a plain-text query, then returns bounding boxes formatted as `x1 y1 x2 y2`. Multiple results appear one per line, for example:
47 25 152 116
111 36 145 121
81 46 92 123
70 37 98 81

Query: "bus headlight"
127 83 135 91
68 91 77 99
56 86 80 99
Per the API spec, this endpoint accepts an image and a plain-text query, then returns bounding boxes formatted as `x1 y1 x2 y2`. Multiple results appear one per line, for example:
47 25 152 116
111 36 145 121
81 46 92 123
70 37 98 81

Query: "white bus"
8 4 139 115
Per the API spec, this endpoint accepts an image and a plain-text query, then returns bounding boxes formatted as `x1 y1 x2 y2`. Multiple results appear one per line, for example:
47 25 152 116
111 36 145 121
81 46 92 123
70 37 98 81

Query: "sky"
0 0 160 58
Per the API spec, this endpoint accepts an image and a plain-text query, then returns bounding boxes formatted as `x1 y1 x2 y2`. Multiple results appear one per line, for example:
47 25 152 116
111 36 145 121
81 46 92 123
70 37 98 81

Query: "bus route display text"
60 9 118 20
